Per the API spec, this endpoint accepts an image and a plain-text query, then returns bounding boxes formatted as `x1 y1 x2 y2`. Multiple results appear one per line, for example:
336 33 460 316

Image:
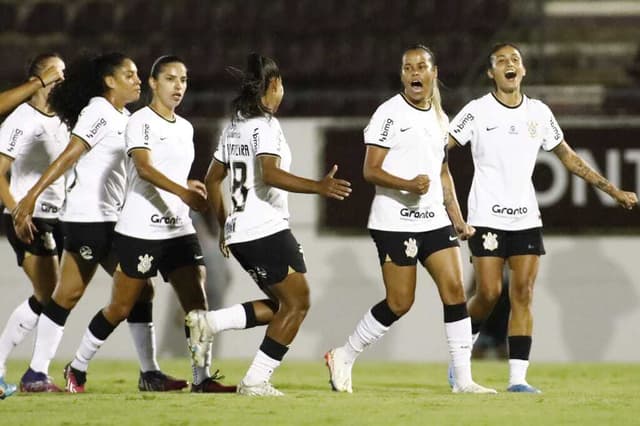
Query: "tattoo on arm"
556 142 615 195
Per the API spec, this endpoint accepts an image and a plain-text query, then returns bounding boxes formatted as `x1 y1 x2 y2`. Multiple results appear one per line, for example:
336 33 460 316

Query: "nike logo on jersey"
449 235 458 241
117 130 124 135
400 127 411 132
159 136 167 141
486 126 498 131
194 255 204 260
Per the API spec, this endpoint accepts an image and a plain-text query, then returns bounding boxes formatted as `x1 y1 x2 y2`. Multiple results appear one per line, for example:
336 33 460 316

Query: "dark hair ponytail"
228 52 280 121
49 52 129 129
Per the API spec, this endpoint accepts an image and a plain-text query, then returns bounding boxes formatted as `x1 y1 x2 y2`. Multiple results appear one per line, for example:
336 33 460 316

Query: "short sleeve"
0 107 35 159
448 101 477 146
213 129 227 165
254 120 281 157
124 115 151 154
72 104 110 149
540 104 564 151
363 107 396 149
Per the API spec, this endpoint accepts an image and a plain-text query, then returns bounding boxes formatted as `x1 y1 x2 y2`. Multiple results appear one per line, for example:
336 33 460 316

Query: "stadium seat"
20 2 67 35
69 1 115 37
0 2 18 32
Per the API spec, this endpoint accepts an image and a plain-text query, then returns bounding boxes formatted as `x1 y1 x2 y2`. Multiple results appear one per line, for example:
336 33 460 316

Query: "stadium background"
0 0 639 363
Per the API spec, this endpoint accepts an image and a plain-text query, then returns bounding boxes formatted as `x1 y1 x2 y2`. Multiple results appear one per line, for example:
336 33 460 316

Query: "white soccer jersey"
115 107 196 240
0 103 68 219
449 93 564 230
214 115 291 245
364 93 452 232
62 97 129 222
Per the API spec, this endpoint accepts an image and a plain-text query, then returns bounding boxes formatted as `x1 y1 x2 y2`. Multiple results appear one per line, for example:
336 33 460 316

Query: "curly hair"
49 52 129 129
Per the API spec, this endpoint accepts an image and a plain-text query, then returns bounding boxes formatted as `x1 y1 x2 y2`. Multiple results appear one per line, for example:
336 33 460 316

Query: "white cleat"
185 310 214 367
324 348 353 393
237 380 284 396
452 381 498 394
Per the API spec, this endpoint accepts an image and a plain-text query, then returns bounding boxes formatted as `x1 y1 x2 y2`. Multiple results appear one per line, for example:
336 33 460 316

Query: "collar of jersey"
399 92 432 112
147 106 176 123
26 102 56 118
490 92 525 109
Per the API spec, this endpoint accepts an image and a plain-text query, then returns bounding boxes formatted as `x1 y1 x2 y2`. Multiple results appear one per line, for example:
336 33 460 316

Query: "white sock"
343 310 390 363
30 314 64 374
0 299 40 376
445 317 473 387
70 328 105 372
206 304 246 333
128 322 160 372
191 342 211 385
242 350 281 386
509 359 530 386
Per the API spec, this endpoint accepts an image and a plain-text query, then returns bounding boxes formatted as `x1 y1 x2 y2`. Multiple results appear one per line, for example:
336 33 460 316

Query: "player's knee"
510 282 534 306
476 283 502 305
387 296 413 317
105 303 133 323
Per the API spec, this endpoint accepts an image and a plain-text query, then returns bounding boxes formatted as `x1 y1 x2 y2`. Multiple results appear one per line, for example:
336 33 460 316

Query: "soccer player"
63 55 235 393
324 44 496 394
0 63 64 115
0 53 66 400
185 53 352 396
11 53 186 392
448 43 638 393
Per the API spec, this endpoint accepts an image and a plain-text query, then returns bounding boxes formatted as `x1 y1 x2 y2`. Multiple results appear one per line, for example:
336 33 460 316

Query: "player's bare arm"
363 145 429 194
553 140 638 209
441 162 474 240
260 155 351 200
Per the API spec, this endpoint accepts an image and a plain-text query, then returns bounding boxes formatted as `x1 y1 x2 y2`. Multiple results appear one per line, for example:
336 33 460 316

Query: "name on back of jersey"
228 143 250 156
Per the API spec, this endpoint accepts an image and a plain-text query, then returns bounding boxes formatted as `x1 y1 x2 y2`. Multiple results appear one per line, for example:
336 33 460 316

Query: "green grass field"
1 359 638 425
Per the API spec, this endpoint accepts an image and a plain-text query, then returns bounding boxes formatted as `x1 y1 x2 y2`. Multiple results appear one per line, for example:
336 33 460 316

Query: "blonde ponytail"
431 78 448 136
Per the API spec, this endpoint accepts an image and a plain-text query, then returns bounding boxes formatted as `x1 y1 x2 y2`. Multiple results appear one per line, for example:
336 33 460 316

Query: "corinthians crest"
527 121 538 138
137 254 154 274
482 232 499 251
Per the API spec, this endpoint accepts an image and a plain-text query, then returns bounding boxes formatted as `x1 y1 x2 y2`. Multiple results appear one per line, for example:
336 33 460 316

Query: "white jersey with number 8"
213 115 291 245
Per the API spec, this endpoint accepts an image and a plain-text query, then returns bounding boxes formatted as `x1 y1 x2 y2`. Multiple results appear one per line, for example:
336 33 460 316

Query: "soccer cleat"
507 383 542 393
447 361 455 388
190 371 236 393
324 348 353 393
452 381 498 394
0 376 17 400
63 363 86 393
185 310 214 368
138 370 189 392
20 368 62 392
237 380 284 397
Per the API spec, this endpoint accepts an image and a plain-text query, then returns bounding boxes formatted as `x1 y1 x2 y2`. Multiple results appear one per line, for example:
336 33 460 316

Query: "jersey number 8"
231 162 248 212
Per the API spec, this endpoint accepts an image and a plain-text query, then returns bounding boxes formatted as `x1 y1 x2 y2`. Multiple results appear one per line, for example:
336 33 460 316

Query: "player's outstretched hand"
188 179 207 198
318 165 351 200
614 190 638 210
181 188 208 212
